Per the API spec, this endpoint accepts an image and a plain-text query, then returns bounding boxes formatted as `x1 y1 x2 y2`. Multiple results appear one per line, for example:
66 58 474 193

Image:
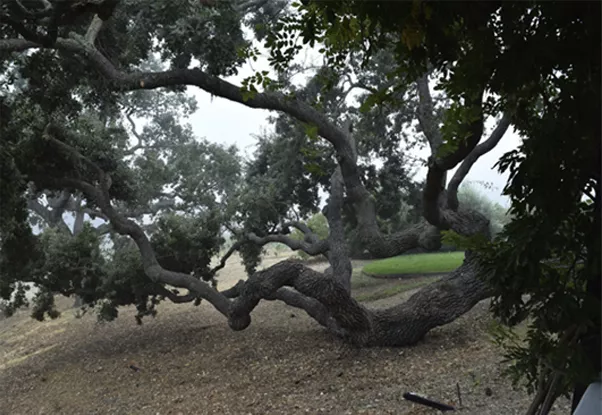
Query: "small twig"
456 382 462 408
208 241 242 277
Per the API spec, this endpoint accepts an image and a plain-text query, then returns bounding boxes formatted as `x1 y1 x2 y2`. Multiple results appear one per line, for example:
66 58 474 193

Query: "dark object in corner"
403 392 456 411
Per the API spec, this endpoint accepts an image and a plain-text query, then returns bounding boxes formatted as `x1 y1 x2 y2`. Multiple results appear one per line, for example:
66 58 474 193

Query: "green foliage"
457 182 510 236
290 212 329 259
38 225 106 301
151 212 225 281
30 288 61 321
1 47 242 322
438 102 484 158
440 230 488 255
241 70 274 101
99 237 163 324
116 0 249 76
295 212 329 240
237 238 264 276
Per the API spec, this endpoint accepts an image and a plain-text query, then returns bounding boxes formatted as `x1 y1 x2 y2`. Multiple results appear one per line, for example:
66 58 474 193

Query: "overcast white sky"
186 43 522 208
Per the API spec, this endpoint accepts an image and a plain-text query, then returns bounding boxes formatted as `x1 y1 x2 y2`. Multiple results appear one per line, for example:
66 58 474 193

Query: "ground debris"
0 257 571 415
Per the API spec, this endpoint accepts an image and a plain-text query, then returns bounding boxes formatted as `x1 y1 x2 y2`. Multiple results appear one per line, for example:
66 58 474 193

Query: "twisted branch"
447 114 512 210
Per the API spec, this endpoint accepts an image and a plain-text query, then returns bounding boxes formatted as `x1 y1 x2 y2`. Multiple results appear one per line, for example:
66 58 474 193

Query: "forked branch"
447 114 511 210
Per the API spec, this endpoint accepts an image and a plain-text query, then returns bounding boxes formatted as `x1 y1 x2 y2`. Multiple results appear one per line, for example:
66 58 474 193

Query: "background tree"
457 182 510 237
0 4 598 414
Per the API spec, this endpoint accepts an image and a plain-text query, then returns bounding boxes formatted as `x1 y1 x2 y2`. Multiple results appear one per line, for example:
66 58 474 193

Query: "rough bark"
323 167 353 292
367 251 490 346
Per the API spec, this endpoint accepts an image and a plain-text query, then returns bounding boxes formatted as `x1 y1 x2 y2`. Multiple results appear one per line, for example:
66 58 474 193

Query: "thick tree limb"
84 15 103 44
34 134 232 317
0 38 39 52
229 260 372 338
0 34 441 258
322 166 352 291
35 131 353 338
416 72 486 231
7 32 501 350
154 286 197 304
283 221 320 243
447 115 511 210
13 0 53 17
416 75 443 153
44 174 232 316
368 251 491 346
222 280 345 335
247 232 329 256
34 128 496 348
94 223 112 235
0 35 366 213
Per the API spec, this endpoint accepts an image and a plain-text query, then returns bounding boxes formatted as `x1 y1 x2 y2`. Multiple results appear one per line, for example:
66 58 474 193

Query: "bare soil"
0 253 571 415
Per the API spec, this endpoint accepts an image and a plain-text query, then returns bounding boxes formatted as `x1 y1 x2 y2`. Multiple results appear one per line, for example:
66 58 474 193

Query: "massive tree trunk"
367 252 489 346
4 23 510 348
223 250 489 347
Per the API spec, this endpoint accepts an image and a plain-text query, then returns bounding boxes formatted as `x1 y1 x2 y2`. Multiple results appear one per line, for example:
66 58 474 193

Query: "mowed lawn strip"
362 251 465 276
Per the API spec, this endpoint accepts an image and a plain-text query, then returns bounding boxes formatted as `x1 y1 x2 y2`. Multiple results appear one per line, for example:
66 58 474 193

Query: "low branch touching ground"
229 261 372 340
368 252 491 346
9 27 499 348
33 154 492 347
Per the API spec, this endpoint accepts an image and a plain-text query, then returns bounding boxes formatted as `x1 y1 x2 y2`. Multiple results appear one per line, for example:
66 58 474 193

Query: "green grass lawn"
350 269 386 289
350 268 442 302
353 276 440 302
362 251 465 276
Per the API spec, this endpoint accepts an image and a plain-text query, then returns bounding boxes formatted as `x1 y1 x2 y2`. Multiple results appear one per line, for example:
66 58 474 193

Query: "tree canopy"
0 1 599 413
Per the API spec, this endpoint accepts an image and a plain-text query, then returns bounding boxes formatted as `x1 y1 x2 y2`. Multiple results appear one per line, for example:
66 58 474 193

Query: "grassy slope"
362 251 465 276
350 269 440 302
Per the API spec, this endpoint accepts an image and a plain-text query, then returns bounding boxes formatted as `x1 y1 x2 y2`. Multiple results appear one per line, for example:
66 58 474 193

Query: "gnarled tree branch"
416 75 443 153
247 232 329 256
84 15 103 44
30 118 497 348
447 114 512 210
0 34 438 258
6 30 503 350
35 132 232 317
229 260 372 340
35 128 357 338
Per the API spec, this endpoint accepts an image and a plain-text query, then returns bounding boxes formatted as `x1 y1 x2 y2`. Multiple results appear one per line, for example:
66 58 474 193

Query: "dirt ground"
0 253 571 414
